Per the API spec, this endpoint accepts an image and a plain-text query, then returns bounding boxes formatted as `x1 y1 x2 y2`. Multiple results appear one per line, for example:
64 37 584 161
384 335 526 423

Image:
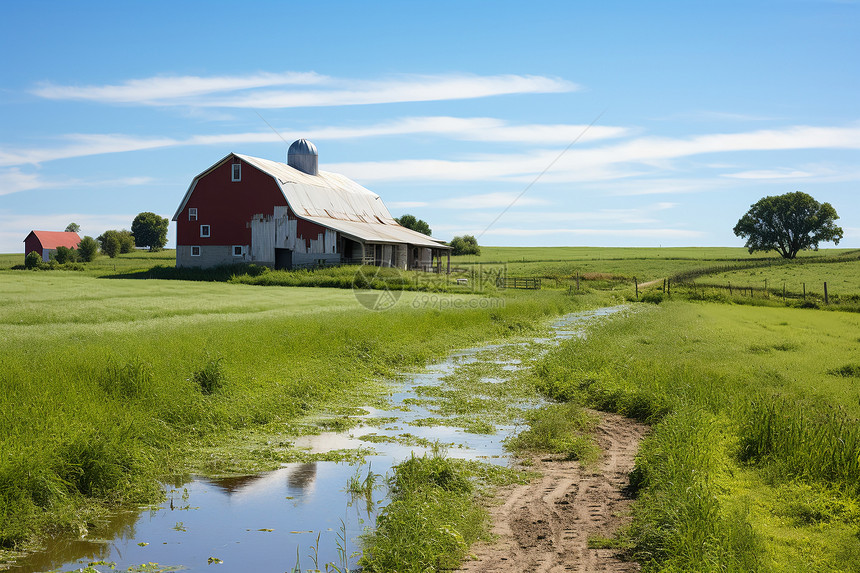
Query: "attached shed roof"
26 231 81 250
174 153 450 249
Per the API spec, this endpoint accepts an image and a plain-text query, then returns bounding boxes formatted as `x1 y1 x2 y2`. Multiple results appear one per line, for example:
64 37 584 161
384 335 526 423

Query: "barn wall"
176 245 235 268
176 157 288 248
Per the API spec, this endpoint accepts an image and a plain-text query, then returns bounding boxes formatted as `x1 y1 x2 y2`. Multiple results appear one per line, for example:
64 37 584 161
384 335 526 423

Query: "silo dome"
288 139 319 175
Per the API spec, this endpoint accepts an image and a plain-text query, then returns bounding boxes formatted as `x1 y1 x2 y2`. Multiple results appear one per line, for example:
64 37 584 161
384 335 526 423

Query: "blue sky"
1 0 858 253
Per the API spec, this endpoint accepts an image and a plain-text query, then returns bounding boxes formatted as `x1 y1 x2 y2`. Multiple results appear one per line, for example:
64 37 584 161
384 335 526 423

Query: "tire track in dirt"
458 411 647 573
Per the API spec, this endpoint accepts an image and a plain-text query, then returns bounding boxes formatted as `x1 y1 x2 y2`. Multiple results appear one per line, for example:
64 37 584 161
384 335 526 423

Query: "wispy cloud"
723 168 815 179
0 117 627 167
33 72 327 104
0 168 154 196
332 124 860 183
0 169 45 195
32 72 578 108
436 192 549 209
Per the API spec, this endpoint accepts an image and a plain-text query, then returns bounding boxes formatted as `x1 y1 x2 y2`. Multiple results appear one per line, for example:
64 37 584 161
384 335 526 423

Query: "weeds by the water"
359 451 531 573
506 402 600 463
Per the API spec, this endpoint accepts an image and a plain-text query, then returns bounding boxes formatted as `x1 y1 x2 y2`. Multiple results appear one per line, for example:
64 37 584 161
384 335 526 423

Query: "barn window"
233 245 244 257
232 163 241 182
200 224 210 238
191 246 201 256
188 208 197 221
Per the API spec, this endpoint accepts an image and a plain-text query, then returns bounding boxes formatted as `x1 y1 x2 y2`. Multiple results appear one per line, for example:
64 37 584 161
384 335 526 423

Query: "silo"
288 139 319 175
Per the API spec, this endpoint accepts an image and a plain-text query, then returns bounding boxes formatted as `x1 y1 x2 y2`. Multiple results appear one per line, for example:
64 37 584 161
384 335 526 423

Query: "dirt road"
458 411 648 573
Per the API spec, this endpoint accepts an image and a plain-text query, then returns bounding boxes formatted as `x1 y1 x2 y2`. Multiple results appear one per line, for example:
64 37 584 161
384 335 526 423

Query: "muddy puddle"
10 306 626 573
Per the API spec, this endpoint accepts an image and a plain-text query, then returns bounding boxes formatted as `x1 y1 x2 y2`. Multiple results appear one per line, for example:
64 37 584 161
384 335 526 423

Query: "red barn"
172 139 450 270
23 231 81 262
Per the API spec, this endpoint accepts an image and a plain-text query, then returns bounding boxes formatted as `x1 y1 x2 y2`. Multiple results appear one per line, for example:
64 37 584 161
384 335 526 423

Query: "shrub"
25 251 41 269
53 246 78 264
77 236 99 262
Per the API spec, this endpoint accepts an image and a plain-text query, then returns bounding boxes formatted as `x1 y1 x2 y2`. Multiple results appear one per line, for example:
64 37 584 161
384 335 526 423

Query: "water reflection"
287 462 317 490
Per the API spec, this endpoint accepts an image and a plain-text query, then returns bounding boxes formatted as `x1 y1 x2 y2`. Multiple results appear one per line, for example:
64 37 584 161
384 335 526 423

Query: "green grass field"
453 246 856 285
534 302 860 571
693 259 860 298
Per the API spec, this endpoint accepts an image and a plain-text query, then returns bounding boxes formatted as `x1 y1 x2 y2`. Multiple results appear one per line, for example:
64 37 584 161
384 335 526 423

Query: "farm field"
692 258 860 298
454 246 855 285
534 301 860 571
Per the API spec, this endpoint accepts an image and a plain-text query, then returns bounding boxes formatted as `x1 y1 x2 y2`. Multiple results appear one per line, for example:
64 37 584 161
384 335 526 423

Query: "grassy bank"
533 301 860 571
359 451 531 572
0 270 601 551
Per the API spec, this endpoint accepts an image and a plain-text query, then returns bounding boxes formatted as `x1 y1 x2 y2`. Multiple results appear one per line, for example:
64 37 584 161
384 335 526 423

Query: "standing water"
10 307 627 573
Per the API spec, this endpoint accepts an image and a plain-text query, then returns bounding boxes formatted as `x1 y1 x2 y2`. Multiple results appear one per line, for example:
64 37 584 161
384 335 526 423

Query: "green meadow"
692 258 860 298
454 246 855 285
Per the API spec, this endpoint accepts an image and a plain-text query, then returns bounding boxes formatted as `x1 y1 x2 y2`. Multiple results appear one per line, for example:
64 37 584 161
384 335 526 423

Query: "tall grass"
739 398 860 494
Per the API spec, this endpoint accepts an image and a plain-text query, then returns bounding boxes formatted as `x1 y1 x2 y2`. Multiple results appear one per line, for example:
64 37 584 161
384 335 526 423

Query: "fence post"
667 279 671 296
803 282 806 300
824 282 829 304
663 278 666 293
783 283 786 301
635 277 639 300
576 272 580 291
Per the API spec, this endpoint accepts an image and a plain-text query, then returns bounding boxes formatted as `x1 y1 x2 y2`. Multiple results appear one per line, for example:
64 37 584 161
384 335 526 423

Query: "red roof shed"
24 231 81 262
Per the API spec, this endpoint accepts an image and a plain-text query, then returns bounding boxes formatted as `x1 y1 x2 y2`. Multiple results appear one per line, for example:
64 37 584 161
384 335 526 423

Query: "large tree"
449 235 480 256
98 229 136 258
395 214 432 236
131 212 169 252
733 191 843 259
77 236 99 262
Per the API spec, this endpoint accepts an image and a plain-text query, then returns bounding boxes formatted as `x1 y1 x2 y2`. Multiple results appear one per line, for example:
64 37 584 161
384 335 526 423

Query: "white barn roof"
174 153 448 249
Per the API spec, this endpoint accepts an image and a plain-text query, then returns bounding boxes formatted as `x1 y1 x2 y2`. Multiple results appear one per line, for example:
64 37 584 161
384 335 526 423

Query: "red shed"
24 231 81 262
172 139 450 271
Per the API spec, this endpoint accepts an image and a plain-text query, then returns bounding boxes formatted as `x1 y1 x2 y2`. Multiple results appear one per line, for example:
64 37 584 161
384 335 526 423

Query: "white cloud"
0 117 627 167
436 192 549 209
32 72 578 108
0 169 45 195
0 168 154 196
724 169 814 179
32 72 327 104
333 124 860 184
